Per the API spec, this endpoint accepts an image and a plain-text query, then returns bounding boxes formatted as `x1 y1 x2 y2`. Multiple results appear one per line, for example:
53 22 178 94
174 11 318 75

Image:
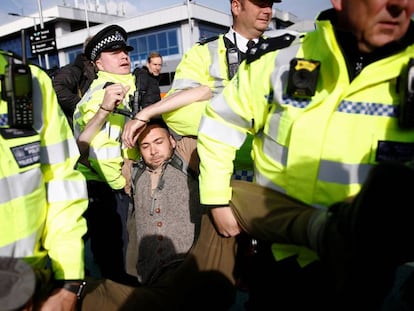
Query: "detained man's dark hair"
146 118 170 132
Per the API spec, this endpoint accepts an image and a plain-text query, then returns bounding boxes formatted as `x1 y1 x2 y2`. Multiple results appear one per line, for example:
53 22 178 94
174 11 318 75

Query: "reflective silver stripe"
89 145 122 161
268 43 300 137
171 78 201 90
210 93 252 128
255 171 287 194
199 116 246 148
207 39 226 93
267 40 303 135
262 133 288 166
318 160 373 184
255 171 326 209
0 169 42 204
78 83 106 106
0 231 39 257
270 39 301 104
48 179 88 202
73 83 107 139
41 137 79 165
73 112 82 138
263 42 301 166
89 121 122 141
107 124 122 141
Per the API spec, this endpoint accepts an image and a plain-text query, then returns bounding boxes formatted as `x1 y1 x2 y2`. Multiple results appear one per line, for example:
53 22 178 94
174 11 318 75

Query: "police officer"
196 0 414 309
0 51 88 310
123 0 280 180
73 24 139 285
122 0 280 301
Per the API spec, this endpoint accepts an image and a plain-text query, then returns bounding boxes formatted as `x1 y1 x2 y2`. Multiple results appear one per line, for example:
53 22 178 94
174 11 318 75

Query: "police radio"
1 57 34 128
398 58 414 129
103 81 135 118
227 47 240 80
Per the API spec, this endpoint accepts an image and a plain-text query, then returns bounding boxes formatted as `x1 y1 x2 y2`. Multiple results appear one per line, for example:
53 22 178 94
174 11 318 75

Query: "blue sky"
0 0 332 25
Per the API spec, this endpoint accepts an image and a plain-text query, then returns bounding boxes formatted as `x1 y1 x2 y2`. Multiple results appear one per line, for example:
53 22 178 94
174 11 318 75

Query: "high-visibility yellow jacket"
0 52 88 280
73 70 139 190
198 17 414 265
163 33 256 171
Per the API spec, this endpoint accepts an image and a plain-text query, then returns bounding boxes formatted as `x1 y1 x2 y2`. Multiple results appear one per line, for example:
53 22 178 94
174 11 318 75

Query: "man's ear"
169 135 177 149
231 0 241 17
94 58 104 71
331 0 342 11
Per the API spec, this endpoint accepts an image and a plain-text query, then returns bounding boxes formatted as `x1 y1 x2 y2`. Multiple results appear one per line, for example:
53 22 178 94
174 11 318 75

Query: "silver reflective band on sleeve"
171 78 201 90
73 83 109 139
0 230 39 257
0 169 42 204
89 145 122 161
199 116 246 148
47 179 88 202
107 125 122 141
209 93 251 129
262 135 288 167
41 137 79 165
271 40 301 104
207 39 226 94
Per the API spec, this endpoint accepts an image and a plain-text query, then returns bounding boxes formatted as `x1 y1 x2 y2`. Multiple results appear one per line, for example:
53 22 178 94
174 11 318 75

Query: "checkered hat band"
91 31 125 60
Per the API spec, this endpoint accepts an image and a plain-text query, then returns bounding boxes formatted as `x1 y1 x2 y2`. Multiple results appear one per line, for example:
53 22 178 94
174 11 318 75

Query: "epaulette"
246 33 297 64
197 35 220 45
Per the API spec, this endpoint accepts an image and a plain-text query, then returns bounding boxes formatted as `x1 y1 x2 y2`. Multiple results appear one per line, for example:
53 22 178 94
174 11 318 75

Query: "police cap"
85 25 134 61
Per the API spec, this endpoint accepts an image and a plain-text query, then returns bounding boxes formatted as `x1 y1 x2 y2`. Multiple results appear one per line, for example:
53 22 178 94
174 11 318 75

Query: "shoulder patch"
246 33 297 64
198 35 220 45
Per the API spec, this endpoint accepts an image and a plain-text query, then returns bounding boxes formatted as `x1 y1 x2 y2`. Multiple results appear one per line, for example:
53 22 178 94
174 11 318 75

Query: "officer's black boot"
319 161 414 310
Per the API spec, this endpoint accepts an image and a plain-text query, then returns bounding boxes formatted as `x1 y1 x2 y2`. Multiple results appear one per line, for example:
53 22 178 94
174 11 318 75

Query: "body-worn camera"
398 58 414 129
1 57 33 128
286 58 320 97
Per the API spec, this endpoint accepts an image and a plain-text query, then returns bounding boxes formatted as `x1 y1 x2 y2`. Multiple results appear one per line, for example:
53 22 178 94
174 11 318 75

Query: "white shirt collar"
225 27 258 53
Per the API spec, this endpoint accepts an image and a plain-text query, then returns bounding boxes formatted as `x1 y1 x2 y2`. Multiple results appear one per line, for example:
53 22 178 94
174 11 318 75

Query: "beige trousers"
81 179 315 310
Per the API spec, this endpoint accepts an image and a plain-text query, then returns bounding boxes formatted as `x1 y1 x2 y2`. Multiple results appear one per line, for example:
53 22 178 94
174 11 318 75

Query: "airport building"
0 2 300 93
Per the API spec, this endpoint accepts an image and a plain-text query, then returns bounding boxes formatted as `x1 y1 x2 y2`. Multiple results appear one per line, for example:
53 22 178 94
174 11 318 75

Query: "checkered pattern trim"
283 96 397 117
338 100 397 117
0 113 8 126
90 31 125 61
232 170 254 182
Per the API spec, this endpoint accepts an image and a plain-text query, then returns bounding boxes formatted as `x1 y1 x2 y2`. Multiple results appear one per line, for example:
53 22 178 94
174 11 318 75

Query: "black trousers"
85 181 137 285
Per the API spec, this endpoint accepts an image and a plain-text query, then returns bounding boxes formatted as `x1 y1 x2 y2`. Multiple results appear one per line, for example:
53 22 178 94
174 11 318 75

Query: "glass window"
127 25 180 67
198 23 228 41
